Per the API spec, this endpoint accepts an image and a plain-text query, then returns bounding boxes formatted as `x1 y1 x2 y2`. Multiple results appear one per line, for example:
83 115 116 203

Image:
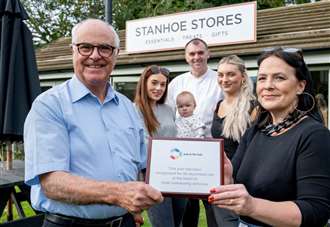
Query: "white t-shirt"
166 68 223 137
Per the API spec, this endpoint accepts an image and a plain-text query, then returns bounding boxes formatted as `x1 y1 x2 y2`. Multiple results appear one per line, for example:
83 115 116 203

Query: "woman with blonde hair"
210 55 256 226
134 65 187 227
211 55 255 159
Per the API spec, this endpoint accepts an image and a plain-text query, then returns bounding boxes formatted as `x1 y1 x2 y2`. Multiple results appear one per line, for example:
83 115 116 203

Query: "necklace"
261 111 305 136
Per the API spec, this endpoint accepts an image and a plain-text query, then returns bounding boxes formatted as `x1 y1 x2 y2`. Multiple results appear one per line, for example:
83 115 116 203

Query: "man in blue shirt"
24 18 163 227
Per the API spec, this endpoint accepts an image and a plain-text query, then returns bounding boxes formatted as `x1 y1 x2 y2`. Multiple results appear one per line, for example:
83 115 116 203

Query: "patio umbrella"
0 0 41 168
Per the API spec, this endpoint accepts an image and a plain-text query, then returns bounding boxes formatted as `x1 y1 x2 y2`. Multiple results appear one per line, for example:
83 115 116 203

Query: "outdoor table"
0 160 27 221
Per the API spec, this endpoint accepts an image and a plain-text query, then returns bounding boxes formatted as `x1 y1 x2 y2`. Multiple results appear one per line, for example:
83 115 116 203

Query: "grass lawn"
141 200 207 227
1 201 207 226
0 201 37 223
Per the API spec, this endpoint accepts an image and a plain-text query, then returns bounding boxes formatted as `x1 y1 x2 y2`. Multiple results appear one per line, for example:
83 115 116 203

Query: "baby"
175 91 205 138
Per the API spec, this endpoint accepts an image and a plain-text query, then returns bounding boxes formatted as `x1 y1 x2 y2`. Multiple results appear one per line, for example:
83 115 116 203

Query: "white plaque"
146 137 224 198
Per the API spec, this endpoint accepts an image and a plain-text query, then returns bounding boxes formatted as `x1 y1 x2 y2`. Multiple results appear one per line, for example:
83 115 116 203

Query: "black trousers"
182 199 235 227
182 199 200 227
42 213 136 227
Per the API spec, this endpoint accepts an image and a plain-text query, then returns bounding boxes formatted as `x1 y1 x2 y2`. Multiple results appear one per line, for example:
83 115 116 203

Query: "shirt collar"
70 75 119 105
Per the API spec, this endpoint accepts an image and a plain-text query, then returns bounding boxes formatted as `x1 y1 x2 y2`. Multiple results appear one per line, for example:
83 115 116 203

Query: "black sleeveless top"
210 100 239 160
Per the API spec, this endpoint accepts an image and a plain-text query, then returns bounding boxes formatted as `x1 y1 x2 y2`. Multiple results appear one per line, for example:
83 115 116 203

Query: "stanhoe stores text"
135 13 242 37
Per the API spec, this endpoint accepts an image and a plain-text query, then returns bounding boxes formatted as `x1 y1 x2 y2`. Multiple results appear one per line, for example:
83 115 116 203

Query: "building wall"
38 50 330 128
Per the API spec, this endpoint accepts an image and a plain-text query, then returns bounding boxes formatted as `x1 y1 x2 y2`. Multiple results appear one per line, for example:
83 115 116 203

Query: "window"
112 77 140 101
311 70 329 127
114 81 138 101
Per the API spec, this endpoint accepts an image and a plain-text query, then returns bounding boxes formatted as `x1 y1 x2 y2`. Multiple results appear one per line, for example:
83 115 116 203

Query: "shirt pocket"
111 126 141 181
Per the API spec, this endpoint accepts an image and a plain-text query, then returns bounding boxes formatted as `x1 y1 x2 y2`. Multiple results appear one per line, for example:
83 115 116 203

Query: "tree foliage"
21 0 313 47
21 0 104 46
113 0 213 29
112 0 285 30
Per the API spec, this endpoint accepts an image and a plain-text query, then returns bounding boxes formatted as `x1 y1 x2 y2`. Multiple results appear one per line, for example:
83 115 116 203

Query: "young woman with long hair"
134 65 187 227
211 55 255 159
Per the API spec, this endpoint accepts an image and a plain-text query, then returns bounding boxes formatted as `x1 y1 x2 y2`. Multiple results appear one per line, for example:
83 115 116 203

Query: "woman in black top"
211 55 255 159
210 55 255 226
208 47 330 227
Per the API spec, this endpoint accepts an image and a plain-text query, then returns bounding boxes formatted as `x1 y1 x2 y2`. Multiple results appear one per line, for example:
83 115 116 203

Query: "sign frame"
145 137 224 199
125 2 256 53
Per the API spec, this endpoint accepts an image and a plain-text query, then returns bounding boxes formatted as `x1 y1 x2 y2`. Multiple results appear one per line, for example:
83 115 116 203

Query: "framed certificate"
145 137 224 199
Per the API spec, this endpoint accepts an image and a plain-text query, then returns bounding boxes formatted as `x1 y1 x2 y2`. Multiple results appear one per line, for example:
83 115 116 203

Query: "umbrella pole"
4 141 14 220
6 141 13 170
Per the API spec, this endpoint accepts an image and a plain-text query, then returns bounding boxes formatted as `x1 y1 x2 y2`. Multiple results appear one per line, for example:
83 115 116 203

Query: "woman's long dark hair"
256 47 323 126
134 65 169 135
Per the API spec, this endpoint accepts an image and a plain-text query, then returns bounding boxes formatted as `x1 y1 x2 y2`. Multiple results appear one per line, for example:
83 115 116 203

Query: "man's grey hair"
71 18 120 48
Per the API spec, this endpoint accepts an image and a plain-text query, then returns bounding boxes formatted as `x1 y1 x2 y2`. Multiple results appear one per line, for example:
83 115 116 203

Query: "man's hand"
111 181 163 214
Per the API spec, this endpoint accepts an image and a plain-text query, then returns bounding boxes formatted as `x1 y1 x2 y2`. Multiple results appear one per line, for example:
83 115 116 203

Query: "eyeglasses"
150 65 170 77
72 43 117 58
262 47 303 59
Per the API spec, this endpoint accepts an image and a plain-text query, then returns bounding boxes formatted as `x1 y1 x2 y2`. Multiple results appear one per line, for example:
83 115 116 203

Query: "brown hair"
257 47 322 124
134 65 170 135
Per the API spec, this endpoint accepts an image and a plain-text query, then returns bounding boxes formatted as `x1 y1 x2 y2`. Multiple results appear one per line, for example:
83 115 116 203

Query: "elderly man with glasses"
24 18 163 227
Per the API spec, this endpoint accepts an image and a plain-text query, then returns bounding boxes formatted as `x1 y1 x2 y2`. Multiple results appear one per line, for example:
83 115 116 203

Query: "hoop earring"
295 92 315 114
241 80 247 88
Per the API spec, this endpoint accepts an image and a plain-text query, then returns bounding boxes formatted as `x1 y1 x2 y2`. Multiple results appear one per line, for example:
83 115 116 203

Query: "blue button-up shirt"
24 76 146 219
